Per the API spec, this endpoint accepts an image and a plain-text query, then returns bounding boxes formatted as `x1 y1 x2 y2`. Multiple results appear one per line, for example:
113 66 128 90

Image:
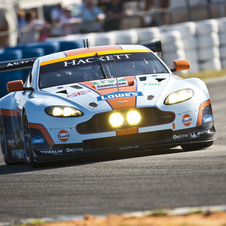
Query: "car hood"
42 74 170 112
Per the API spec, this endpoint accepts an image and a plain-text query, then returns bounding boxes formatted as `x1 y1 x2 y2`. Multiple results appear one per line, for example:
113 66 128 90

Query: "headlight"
127 110 141 125
164 89 194 105
45 106 83 117
109 113 124 127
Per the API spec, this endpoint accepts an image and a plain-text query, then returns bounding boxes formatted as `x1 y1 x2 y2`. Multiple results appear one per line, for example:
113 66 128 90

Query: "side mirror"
7 80 24 92
171 60 190 72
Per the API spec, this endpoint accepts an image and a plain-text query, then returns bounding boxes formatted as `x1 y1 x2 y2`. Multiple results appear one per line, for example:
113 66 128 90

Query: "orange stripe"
65 45 122 56
40 48 150 66
81 76 137 110
1 109 20 118
196 99 211 126
117 127 138 136
29 123 55 145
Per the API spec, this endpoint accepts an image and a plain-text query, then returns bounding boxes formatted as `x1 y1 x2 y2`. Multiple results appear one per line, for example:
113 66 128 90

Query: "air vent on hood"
155 78 166 82
147 95 154 100
139 77 146 81
56 90 68 94
71 85 83 89
89 102 98 107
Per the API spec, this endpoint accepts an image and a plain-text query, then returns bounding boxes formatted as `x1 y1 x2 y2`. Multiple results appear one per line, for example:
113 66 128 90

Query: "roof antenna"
83 39 89 49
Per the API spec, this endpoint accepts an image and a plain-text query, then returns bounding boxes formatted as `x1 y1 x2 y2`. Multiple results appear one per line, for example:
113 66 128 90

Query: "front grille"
77 107 175 134
83 130 172 149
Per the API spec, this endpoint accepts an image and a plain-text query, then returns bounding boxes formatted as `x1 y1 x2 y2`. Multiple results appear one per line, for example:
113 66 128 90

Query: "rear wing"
143 40 162 56
0 57 36 73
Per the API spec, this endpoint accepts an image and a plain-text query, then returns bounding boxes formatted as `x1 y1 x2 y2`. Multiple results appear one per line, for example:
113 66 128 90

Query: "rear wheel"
23 111 38 168
0 112 9 164
181 141 213 151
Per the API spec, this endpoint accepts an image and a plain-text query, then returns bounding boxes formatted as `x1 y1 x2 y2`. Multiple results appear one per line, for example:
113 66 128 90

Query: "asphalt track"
0 76 226 225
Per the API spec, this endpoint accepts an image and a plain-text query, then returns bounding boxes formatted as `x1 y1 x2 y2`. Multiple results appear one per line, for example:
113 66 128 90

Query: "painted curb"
2 205 225 226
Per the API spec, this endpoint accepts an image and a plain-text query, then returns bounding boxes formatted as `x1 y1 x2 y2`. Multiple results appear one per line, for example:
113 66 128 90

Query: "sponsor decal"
92 78 128 90
40 149 65 155
12 149 24 158
58 130 69 142
119 145 139 150
67 90 91 98
182 114 192 126
7 59 35 68
63 54 131 67
97 91 143 101
142 82 161 86
189 130 208 139
173 134 189 140
66 147 84 154
32 136 45 144
203 115 213 123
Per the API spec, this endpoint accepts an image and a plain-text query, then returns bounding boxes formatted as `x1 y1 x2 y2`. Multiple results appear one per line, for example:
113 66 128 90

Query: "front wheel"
181 141 213 151
0 112 10 164
23 111 38 168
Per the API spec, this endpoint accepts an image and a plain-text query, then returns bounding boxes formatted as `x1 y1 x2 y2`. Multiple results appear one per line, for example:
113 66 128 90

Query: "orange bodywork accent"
29 123 55 145
7 80 23 92
196 99 211 126
40 48 150 66
117 127 138 136
173 60 190 71
1 108 20 118
81 76 137 110
65 45 122 56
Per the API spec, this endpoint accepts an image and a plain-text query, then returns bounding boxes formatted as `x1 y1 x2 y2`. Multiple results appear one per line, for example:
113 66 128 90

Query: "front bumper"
32 124 216 163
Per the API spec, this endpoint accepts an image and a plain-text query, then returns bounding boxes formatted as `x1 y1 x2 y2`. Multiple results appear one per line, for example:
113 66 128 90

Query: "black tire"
22 110 38 168
0 112 10 164
181 141 213 151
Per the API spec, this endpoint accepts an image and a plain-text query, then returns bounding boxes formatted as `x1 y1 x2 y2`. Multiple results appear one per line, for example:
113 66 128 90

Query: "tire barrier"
111 30 138 45
92 32 116 46
197 32 220 48
196 19 219 35
198 47 220 61
200 58 222 71
168 22 196 38
135 27 160 44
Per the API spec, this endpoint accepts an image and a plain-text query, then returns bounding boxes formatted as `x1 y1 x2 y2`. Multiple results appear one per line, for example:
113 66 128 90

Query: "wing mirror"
171 60 190 72
7 80 24 92
7 80 33 92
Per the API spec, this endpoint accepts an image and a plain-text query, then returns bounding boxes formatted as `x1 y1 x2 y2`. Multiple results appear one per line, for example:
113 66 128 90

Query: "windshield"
39 52 168 89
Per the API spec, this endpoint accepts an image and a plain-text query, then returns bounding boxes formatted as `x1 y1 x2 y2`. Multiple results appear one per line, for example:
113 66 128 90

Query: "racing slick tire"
22 110 38 168
0 112 10 164
181 141 213 151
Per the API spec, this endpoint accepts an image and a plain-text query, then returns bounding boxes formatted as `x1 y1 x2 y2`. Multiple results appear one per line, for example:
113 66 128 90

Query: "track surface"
0 77 226 225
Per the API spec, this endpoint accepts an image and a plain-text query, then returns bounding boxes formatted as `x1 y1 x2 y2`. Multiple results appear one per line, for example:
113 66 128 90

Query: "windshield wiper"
96 53 107 79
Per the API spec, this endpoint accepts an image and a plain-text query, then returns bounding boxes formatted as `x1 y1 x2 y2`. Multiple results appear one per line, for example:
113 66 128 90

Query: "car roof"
39 45 151 65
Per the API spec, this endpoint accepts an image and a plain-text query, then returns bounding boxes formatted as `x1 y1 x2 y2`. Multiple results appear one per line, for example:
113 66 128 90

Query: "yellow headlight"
165 89 194 105
63 107 76 116
127 110 141 125
53 107 63 116
109 113 124 127
46 106 83 117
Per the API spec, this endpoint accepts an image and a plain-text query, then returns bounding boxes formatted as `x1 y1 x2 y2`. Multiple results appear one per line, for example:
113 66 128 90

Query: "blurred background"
0 0 226 97
0 0 225 47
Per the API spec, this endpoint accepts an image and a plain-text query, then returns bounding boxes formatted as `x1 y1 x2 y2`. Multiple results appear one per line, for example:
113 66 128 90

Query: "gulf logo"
58 130 69 142
182 114 192 126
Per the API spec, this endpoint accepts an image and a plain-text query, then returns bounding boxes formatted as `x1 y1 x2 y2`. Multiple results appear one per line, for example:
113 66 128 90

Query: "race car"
0 41 216 167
